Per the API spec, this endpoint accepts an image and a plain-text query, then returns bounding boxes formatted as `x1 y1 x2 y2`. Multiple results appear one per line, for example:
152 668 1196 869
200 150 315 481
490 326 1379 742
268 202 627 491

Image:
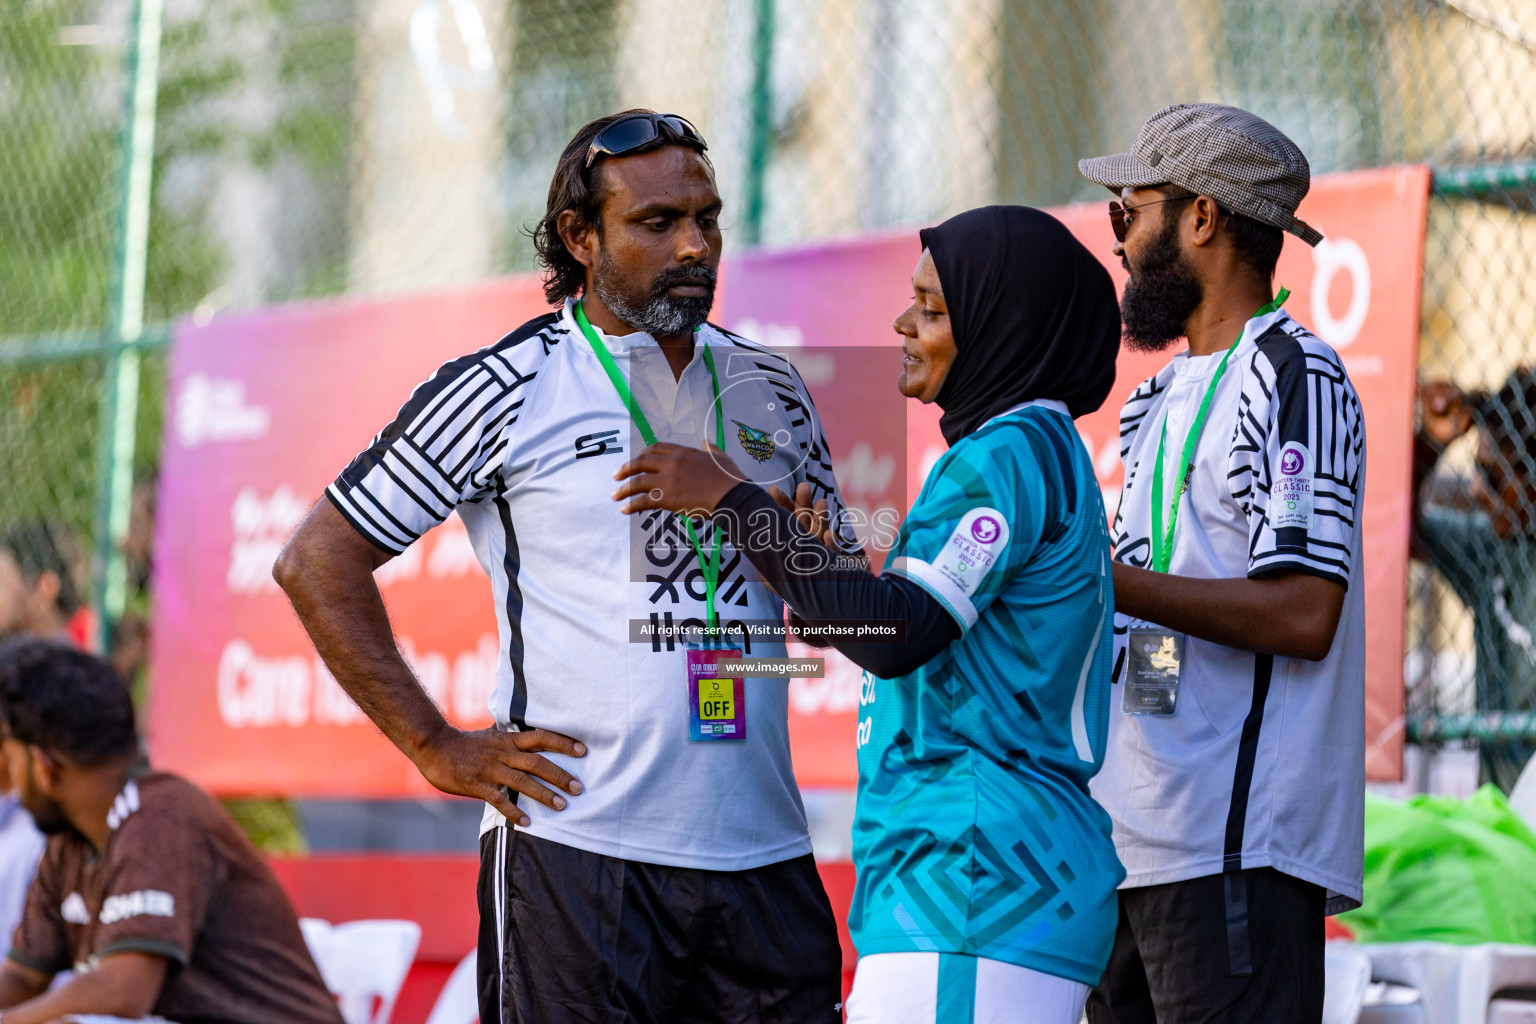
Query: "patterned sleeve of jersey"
1108 371 1167 562
1231 324 1365 588
885 422 1047 631
713 331 865 554
1117 371 1167 463
784 361 865 554
326 318 556 554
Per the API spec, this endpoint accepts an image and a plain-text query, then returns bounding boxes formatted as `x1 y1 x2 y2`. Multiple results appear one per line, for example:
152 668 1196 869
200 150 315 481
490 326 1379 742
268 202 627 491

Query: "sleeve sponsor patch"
99 889 176 925
1273 441 1314 530
932 507 1011 598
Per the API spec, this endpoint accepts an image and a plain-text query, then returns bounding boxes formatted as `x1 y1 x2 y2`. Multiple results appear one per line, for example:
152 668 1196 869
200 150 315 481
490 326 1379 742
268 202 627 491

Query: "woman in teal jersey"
615 206 1125 1023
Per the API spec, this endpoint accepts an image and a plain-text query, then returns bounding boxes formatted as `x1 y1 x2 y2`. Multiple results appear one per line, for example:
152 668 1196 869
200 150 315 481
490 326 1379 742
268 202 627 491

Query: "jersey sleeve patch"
888 507 1011 631
1272 441 1314 530
1236 322 1365 588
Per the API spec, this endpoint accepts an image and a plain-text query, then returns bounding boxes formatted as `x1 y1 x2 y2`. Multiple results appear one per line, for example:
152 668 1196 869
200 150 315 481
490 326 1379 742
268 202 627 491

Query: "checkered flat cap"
1079 103 1323 246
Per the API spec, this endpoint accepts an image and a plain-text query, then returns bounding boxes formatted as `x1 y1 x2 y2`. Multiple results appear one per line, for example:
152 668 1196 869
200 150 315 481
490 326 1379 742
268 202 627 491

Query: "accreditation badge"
1124 628 1182 716
686 642 746 741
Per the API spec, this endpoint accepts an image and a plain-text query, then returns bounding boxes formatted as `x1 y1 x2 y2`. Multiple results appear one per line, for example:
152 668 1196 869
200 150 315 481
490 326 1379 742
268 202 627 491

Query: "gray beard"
594 281 705 335
592 262 714 336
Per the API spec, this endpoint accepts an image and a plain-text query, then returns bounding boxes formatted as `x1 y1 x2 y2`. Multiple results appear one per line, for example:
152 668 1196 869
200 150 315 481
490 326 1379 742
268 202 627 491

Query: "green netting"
2 0 1535 787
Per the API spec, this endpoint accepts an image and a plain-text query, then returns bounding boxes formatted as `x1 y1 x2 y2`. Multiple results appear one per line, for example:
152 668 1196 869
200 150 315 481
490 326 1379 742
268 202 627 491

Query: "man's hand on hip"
274 500 587 828
412 724 586 828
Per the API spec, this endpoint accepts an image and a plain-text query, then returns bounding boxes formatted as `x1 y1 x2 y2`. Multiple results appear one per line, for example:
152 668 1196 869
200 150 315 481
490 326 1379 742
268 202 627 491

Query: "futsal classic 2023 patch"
1273 441 1314 530
932 507 1010 598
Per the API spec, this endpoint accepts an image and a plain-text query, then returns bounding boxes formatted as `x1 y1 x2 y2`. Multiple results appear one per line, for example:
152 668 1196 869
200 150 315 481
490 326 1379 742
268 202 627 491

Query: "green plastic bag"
1341 784 1536 944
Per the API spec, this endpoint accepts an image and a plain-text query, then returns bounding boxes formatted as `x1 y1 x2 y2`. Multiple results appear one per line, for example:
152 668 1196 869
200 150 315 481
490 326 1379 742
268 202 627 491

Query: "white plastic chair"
300 917 422 1024
1359 942 1536 1024
1489 1000 1536 1024
1359 983 1429 1024
424 950 479 1024
1325 943 1374 1024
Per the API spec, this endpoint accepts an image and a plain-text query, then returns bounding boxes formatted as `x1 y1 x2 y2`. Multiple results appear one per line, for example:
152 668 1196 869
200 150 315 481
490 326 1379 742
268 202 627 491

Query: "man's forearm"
275 500 585 824
1112 563 1344 661
274 504 449 760
0 953 165 1024
0 962 48 1010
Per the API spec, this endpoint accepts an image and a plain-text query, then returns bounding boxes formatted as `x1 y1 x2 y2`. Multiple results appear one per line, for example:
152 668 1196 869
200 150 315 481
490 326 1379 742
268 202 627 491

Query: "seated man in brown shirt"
0 638 343 1024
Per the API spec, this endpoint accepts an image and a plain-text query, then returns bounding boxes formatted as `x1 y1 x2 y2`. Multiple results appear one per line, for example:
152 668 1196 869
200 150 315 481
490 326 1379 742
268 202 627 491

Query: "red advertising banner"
148 167 1426 795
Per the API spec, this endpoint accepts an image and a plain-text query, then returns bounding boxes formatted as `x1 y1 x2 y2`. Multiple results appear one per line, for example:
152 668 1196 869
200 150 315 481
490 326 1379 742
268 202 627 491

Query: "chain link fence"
3 0 1535 788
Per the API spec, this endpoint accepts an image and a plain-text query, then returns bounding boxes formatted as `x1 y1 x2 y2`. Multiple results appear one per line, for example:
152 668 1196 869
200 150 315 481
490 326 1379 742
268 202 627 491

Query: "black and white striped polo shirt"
1091 306 1367 914
327 299 858 870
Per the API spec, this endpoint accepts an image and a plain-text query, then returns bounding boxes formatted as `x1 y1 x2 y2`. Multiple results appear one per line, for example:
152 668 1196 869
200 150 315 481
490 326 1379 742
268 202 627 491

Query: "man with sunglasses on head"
1076 104 1367 1022
275 110 853 1023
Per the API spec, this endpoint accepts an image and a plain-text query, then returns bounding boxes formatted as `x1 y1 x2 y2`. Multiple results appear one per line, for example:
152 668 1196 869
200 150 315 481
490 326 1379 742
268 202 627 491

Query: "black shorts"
476 827 844 1024
1086 868 1325 1024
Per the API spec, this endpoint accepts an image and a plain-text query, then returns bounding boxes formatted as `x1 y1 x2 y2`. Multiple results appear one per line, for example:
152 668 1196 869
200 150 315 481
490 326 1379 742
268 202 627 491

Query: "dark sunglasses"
585 113 707 170
1108 193 1198 242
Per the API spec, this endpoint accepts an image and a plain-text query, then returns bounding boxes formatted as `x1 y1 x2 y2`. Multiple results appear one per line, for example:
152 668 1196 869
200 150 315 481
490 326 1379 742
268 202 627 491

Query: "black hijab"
919 205 1121 446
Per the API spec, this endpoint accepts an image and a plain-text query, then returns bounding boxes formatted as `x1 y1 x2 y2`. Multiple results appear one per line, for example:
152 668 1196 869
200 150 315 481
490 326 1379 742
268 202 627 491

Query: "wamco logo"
575 429 624 459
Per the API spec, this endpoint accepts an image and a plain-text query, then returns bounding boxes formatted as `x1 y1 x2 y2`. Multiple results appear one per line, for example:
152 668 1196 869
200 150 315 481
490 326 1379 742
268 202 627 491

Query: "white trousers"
845 952 1088 1024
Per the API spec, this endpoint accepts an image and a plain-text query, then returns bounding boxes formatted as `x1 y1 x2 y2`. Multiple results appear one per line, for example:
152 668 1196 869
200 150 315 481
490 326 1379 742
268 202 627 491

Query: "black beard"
594 258 716 336
21 789 71 835
1120 217 1203 352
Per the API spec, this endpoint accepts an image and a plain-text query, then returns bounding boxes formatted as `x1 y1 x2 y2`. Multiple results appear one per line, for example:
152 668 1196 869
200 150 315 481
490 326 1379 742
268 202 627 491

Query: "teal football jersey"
850 402 1125 985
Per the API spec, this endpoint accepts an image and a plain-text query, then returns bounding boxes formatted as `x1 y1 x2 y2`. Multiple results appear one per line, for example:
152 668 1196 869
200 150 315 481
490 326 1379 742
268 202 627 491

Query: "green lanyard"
574 301 728 632
1149 288 1289 574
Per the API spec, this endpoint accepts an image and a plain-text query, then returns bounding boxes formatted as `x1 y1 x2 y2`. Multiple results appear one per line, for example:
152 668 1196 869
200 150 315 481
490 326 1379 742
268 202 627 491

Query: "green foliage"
0 0 356 558
222 798 308 855
0 2 119 336
0 359 103 547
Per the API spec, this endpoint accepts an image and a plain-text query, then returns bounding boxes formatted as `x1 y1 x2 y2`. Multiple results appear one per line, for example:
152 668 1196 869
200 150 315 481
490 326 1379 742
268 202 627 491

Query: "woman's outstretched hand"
613 441 743 517
768 480 869 569
768 482 835 551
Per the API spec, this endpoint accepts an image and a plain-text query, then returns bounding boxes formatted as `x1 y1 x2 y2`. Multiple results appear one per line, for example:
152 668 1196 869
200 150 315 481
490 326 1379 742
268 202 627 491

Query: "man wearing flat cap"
1078 104 1366 1022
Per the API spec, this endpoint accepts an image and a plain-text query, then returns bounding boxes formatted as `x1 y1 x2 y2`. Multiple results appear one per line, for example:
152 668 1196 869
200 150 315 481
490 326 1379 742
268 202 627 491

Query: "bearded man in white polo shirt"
275 110 853 1024
1076 104 1366 1023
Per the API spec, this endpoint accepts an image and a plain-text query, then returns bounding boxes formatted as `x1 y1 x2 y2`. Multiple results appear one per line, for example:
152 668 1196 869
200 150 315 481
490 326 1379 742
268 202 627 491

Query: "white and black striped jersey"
1090 306 1367 914
327 299 859 870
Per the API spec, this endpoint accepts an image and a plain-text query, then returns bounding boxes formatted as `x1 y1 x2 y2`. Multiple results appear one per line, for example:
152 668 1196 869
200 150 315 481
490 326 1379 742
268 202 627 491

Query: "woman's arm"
612 442 960 676
712 482 959 677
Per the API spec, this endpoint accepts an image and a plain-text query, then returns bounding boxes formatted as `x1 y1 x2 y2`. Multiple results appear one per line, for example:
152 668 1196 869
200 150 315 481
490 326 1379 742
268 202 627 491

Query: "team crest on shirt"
733 420 776 463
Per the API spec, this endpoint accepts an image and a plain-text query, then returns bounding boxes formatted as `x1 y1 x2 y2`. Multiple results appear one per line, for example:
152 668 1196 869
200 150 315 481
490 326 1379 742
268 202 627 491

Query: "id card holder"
1124 629 1182 716
686 641 746 741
